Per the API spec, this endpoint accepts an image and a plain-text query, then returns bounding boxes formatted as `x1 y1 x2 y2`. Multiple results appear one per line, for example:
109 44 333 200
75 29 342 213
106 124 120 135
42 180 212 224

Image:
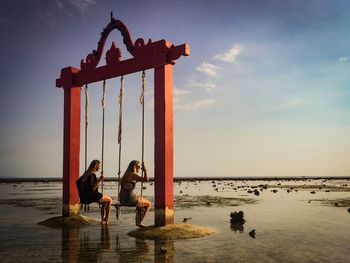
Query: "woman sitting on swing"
119 160 151 227
80 159 113 225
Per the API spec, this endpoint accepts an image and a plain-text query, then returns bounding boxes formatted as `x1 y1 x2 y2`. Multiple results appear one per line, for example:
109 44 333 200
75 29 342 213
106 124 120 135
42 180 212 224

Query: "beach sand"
0 178 349 262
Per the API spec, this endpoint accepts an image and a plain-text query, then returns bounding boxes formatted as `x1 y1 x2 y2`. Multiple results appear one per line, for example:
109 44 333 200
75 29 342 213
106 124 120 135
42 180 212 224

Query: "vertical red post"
61 67 81 217
154 64 174 226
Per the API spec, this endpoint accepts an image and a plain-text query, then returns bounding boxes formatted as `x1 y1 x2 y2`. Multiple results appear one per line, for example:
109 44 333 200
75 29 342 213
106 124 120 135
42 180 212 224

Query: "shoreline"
0 176 349 183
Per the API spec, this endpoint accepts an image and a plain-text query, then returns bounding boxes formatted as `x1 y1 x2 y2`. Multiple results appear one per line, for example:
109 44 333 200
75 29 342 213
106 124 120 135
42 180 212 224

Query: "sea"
0 177 349 263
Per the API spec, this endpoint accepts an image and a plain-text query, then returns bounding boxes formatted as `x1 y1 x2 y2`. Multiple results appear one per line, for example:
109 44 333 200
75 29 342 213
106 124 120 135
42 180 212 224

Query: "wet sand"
0 178 349 262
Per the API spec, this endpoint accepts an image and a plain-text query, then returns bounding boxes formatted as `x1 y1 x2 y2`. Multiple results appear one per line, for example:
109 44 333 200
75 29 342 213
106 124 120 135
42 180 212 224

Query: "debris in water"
249 229 255 238
182 217 192 223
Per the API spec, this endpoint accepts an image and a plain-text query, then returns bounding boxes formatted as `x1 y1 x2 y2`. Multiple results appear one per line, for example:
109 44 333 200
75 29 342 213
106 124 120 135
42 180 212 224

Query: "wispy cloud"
173 87 191 96
196 62 219 77
175 99 216 111
188 79 217 92
214 44 243 63
56 0 64 9
338 56 348 62
286 98 304 107
69 0 96 13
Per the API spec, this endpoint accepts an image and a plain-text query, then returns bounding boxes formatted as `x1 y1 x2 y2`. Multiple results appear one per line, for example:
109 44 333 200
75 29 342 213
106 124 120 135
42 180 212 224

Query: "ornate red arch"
56 17 189 226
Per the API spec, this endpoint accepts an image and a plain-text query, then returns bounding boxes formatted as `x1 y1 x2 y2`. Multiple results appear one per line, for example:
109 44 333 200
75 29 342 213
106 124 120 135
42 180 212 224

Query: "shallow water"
0 178 349 262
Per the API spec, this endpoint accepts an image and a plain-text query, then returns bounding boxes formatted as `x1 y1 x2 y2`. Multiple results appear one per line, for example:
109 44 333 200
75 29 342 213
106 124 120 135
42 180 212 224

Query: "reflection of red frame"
56 17 189 226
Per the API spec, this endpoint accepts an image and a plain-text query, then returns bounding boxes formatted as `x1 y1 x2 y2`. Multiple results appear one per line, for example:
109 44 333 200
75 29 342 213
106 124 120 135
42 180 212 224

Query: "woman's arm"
142 162 148 181
132 164 148 182
136 162 148 182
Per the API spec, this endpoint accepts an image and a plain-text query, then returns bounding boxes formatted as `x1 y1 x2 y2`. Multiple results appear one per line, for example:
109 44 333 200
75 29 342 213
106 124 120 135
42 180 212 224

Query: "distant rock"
348 208 350 214
253 189 260 196
182 217 192 223
230 211 245 224
272 189 278 193
249 229 255 239
310 191 316 194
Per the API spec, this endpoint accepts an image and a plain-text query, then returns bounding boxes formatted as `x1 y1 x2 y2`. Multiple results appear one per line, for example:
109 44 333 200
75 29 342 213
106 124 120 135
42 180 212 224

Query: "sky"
0 0 350 178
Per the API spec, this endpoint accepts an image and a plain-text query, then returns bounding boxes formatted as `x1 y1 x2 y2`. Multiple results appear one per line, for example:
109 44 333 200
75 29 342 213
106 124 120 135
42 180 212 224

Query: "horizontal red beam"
56 43 190 88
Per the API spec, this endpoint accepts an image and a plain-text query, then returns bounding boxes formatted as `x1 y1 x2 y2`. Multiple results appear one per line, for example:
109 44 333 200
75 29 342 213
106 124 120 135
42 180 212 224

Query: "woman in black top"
120 160 151 227
80 160 113 224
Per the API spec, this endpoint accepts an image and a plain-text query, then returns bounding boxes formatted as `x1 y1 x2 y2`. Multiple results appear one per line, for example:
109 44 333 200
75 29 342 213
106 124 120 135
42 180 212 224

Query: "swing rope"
114 72 147 222
140 70 146 198
84 84 89 171
101 80 106 195
117 76 124 200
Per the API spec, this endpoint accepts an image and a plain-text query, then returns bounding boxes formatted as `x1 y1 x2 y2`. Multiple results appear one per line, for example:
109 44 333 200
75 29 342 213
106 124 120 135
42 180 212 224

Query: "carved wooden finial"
110 11 114 22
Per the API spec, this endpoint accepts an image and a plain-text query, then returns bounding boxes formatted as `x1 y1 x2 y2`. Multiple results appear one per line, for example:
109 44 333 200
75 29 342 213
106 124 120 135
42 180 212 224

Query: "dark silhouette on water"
230 211 245 233
249 229 256 239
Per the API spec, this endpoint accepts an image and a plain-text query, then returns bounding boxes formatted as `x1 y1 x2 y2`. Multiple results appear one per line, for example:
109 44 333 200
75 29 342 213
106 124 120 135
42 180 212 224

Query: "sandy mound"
38 215 95 228
128 223 215 240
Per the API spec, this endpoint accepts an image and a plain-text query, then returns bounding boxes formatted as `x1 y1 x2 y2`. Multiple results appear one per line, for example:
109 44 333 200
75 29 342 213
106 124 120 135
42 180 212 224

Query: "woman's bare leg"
100 195 112 224
137 198 151 227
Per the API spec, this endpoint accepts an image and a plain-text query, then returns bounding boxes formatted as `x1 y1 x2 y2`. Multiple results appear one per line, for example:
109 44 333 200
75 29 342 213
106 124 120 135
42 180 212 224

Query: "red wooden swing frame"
56 16 189 226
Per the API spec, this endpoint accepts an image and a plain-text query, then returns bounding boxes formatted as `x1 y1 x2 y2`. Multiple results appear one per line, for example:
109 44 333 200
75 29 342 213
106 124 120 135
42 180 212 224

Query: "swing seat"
79 200 106 212
113 201 147 221
113 201 147 208
79 200 98 212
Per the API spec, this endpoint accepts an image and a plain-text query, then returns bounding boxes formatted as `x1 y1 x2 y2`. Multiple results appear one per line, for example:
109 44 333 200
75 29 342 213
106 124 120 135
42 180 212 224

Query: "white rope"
101 80 106 195
84 84 89 171
117 76 124 199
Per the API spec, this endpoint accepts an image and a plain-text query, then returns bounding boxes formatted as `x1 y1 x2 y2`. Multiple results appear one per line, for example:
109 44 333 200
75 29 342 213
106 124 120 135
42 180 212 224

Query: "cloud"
196 62 219 77
69 0 96 13
56 0 64 9
175 99 216 111
188 79 217 92
173 87 191 96
214 44 243 62
338 56 348 62
286 98 304 107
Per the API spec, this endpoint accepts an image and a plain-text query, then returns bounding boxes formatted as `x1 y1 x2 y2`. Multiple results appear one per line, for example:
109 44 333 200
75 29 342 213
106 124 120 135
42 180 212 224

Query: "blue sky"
0 0 349 178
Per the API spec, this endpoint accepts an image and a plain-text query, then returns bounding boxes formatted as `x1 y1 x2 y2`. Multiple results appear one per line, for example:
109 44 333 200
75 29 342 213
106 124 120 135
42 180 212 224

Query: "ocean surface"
0 178 349 263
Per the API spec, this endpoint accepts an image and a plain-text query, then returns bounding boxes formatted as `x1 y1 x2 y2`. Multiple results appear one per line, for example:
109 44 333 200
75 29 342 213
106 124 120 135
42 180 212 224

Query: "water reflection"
61 227 80 262
154 240 175 263
115 234 150 262
230 223 244 233
100 226 112 250
61 226 114 262
61 225 176 263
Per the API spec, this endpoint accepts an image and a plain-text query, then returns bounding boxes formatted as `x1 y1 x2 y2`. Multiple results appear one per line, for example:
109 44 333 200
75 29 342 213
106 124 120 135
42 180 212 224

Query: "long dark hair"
88 159 100 171
81 159 100 180
120 160 139 185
